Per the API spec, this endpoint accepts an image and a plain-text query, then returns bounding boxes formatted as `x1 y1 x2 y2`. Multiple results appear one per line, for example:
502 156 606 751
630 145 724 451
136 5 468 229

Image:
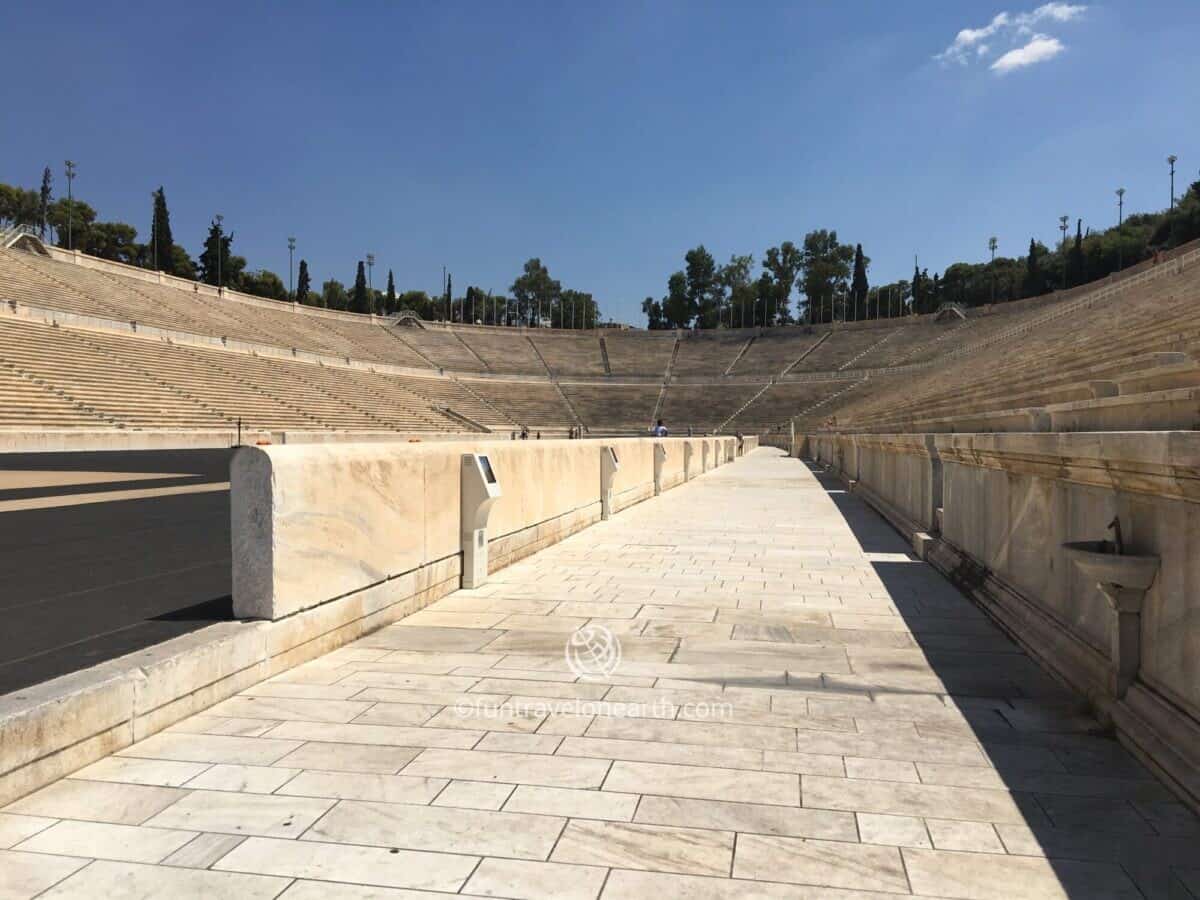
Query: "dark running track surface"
0 449 233 696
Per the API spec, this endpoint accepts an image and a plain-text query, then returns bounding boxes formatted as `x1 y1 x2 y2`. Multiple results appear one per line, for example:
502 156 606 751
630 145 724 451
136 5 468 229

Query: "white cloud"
935 3 1084 71
935 12 1010 65
990 34 1065 72
1015 2 1087 30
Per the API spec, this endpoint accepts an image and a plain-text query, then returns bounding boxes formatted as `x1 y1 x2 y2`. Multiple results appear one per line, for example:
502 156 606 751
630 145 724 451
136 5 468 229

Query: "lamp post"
151 190 159 271
988 236 998 304
214 214 224 292
1058 216 1069 290
287 237 296 298
366 253 375 291
64 160 76 251
1116 188 1125 272
1168 155 1178 209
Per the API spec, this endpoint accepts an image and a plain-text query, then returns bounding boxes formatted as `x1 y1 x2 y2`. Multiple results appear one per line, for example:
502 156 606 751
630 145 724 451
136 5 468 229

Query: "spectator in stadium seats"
652 419 668 437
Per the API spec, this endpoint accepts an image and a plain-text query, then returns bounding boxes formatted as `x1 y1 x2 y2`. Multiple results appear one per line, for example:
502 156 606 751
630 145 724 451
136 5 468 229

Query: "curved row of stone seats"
386 373 513 430
789 328 886 372
528 332 607 375
0 317 233 429
826 278 1187 427
0 361 112 428
391 328 487 371
671 333 751 376
603 332 673 376
0 250 133 321
558 382 660 431
454 328 548 374
727 381 850 431
658 382 763 432
318 317 431 368
77 329 332 431
819 261 1200 433
729 331 823 375
459 378 576 429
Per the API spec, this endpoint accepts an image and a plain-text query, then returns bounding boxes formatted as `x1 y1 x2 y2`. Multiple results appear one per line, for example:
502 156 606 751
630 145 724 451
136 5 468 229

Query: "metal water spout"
1107 516 1125 555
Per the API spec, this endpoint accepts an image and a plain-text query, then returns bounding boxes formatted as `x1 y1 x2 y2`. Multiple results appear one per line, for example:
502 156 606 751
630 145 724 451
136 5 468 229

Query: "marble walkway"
2 448 1198 899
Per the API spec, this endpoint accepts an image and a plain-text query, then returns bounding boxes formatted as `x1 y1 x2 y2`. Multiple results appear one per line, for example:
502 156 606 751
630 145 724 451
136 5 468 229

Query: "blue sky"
2 1 1196 324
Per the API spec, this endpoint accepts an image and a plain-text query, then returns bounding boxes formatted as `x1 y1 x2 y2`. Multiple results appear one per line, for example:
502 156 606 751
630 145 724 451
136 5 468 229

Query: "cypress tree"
1023 238 1041 297
1069 218 1084 287
386 269 396 313
851 243 869 318
150 188 175 274
911 262 921 315
296 259 311 305
445 273 453 321
352 260 371 314
39 167 52 239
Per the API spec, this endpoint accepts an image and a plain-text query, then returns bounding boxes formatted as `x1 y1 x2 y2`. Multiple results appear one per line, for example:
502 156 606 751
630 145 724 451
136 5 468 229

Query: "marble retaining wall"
232 436 734 621
803 430 1200 810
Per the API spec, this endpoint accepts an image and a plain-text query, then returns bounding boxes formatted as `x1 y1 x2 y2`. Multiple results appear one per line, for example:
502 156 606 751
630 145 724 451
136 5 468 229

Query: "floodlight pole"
366 253 375 291
1058 215 1069 290
214 214 224 292
1168 155 1177 209
64 160 76 251
988 236 998 304
1116 188 1125 272
288 237 296 297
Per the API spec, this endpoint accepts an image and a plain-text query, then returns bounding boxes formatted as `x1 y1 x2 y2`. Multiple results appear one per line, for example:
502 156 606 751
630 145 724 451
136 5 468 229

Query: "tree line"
0 169 602 327
643 181 1200 330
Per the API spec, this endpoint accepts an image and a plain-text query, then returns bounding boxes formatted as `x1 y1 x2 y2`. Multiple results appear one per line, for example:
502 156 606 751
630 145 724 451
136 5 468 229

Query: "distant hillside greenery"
0 170 600 328
642 179 1200 330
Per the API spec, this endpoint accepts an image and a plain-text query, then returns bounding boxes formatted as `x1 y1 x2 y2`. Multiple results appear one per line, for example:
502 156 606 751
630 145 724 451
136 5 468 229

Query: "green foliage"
385 269 396 313
850 243 869 319
719 254 756 328
642 296 666 329
0 183 42 228
800 230 854 324
684 245 719 328
241 269 288 300
46 197 96 248
510 258 560 326
39 168 52 238
197 219 243 288
85 222 140 264
296 259 312 305
351 260 372 314
762 242 802 325
321 279 348 310
662 271 690 328
149 188 176 274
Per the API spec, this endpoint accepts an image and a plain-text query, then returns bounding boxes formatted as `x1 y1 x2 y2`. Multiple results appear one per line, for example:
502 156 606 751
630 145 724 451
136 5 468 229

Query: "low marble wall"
804 430 1200 809
850 434 941 535
232 437 731 621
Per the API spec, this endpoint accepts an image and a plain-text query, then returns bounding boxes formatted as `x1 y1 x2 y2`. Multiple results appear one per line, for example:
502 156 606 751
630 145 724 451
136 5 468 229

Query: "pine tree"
1069 218 1084 287
38 168 52 239
198 219 234 287
351 260 371 314
150 187 175 274
385 269 396 313
851 243 869 319
296 259 311 305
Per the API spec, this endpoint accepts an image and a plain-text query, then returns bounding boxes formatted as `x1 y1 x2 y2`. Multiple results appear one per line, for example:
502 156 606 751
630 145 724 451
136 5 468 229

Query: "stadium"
4 3 1200 897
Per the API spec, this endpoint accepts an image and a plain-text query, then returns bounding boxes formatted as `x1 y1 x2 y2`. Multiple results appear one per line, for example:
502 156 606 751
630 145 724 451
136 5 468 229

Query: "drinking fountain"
1063 517 1160 699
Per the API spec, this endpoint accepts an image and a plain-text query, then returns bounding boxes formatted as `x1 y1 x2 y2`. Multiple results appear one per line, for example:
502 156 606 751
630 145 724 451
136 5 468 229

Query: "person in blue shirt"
652 419 668 437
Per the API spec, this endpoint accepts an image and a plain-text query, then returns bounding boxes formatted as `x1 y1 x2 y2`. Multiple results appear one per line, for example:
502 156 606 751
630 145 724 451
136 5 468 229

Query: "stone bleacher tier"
1 239 1197 435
